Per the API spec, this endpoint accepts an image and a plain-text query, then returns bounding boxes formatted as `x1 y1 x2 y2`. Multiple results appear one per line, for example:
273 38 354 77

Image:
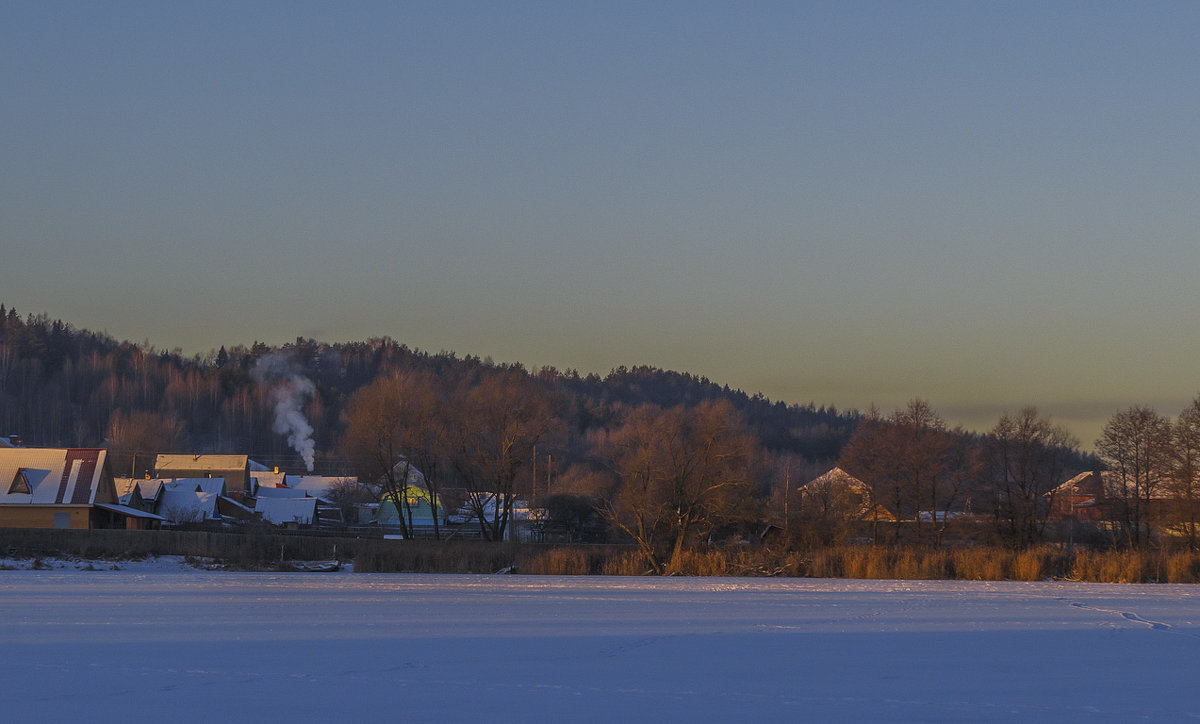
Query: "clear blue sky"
4 1 1199 448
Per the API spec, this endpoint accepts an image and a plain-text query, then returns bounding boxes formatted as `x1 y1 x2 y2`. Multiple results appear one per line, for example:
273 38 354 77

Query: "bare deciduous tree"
324 476 379 528
795 466 876 548
1096 405 1173 547
106 409 185 478
597 400 757 573
984 407 1079 548
1167 397 1200 549
447 368 556 542
839 399 967 546
341 370 449 539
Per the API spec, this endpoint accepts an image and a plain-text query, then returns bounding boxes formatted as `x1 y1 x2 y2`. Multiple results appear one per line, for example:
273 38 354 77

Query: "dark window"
7 468 31 495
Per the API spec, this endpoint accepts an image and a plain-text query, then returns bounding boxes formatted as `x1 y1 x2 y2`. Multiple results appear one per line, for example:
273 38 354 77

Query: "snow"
253 496 317 525
2 569 1199 721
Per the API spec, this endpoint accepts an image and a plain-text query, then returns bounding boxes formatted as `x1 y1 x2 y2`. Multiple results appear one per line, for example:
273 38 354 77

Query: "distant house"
800 467 896 522
445 492 537 541
377 485 448 529
156 487 220 525
255 497 317 529
163 478 228 497
217 495 256 522
250 470 287 492
114 478 165 513
1046 471 1171 522
283 475 355 501
155 454 251 495
0 448 164 529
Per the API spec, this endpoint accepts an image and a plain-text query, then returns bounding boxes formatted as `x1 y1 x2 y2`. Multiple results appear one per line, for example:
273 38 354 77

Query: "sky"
3 1 1199 449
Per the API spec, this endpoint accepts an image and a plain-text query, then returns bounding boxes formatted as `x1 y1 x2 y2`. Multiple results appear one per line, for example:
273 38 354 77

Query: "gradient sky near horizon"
4 1 1199 449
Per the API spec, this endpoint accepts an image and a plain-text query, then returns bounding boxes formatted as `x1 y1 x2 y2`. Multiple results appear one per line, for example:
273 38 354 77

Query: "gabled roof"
801 467 872 494
114 478 166 503
155 454 250 491
390 460 427 487
117 485 144 508
1052 471 1124 499
0 448 115 505
155 454 249 470
1051 470 1170 501
284 475 354 500
163 477 227 496
255 497 317 526
156 488 219 523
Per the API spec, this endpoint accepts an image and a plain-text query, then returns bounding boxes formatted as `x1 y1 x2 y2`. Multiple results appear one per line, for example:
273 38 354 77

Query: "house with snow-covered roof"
155 454 250 495
800 467 896 522
377 485 448 530
0 448 164 529
155 487 220 526
250 470 286 492
283 475 355 501
114 478 165 513
1047 471 1171 522
163 477 228 497
255 497 317 529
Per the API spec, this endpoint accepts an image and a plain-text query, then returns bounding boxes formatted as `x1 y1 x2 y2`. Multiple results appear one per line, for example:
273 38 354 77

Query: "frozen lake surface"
3 563 1200 722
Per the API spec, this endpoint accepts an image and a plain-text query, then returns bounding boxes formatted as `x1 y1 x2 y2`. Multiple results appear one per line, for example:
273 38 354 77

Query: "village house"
155 454 251 496
254 496 318 529
1048 470 1172 523
800 467 897 522
377 485 448 530
0 447 164 530
114 478 165 513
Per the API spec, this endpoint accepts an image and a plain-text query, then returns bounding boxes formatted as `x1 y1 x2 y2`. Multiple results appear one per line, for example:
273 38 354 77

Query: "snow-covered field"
2 562 1199 722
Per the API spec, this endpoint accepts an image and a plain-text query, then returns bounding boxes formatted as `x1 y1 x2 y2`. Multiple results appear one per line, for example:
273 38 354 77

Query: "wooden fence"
0 527 636 574
0 527 360 563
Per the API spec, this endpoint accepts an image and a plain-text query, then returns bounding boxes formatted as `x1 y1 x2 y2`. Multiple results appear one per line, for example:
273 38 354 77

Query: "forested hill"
0 306 858 470
560 367 856 461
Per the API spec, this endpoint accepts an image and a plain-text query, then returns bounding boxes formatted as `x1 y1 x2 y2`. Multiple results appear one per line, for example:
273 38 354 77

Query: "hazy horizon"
5 2 1199 450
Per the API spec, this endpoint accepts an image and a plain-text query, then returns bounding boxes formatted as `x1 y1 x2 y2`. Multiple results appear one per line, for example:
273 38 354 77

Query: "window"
53 512 71 529
7 468 31 495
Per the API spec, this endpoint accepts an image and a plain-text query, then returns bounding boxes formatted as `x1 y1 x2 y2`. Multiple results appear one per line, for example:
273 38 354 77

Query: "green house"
376 486 446 528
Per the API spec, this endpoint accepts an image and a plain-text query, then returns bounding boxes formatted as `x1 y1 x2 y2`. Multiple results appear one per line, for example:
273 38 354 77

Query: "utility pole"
783 461 790 538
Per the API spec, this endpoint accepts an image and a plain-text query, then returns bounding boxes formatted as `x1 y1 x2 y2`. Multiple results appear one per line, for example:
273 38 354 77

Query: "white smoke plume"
252 353 317 472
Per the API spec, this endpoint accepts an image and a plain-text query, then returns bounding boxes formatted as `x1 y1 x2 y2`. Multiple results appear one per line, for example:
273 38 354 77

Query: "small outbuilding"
255 497 318 529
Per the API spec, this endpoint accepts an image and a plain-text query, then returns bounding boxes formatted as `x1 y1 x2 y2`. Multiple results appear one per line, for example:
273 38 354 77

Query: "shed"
255 497 318 528
156 488 220 525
